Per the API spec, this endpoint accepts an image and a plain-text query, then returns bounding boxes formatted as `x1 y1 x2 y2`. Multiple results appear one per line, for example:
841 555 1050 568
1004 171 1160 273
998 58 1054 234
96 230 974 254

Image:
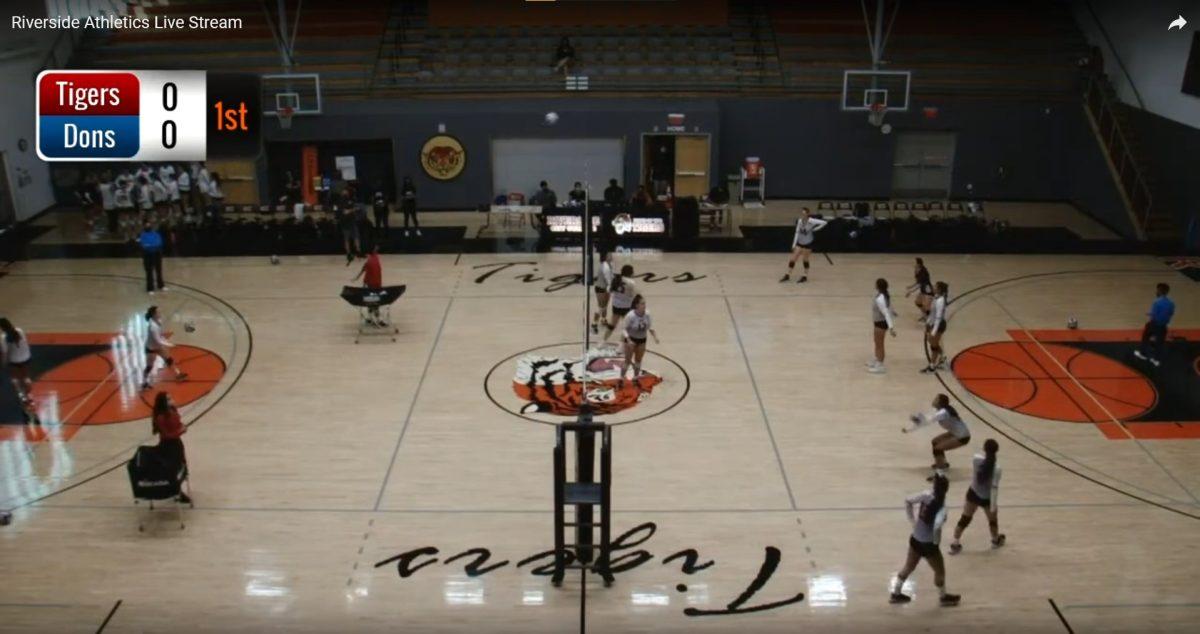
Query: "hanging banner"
301 144 319 205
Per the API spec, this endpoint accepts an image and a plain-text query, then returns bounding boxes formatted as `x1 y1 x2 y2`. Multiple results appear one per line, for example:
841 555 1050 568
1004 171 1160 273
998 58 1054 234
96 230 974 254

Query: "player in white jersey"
1 318 36 420
949 439 1006 554
592 251 615 335
620 294 659 385
140 306 188 391
921 281 950 373
890 474 961 606
779 208 828 283
98 176 117 235
867 278 897 373
604 264 638 341
903 393 972 471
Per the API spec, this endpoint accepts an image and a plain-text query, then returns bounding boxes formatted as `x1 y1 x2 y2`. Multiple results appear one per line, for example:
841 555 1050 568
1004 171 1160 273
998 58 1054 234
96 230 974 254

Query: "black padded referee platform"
552 415 614 587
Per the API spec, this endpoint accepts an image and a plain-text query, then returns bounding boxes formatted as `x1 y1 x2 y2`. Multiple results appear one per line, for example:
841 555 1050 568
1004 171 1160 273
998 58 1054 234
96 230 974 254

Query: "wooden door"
673 135 710 199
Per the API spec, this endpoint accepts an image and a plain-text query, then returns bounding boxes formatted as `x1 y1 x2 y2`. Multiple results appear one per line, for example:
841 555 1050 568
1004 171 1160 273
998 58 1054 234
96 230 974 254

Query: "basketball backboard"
261 73 322 116
841 70 911 111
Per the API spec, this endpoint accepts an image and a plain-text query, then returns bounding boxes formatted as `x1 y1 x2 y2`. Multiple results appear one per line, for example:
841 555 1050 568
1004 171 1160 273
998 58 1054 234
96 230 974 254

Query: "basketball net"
868 103 887 127
278 106 294 130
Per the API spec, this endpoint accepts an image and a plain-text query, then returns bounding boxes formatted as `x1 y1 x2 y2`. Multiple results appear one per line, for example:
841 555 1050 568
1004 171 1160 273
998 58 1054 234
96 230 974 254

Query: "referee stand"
551 410 614 587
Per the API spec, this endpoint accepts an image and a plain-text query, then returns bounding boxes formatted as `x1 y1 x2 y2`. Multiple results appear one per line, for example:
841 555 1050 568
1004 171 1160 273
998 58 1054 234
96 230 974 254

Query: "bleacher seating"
768 0 1089 99
68 0 1088 100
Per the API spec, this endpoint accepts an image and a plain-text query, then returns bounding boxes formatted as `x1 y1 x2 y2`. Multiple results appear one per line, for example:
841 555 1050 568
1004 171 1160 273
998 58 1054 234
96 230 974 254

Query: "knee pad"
957 515 973 530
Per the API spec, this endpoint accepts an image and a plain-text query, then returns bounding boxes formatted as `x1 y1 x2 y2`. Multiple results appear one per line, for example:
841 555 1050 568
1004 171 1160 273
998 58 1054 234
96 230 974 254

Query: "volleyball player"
904 257 934 319
921 282 950 373
619 295 659 385
867 278 897 373
904 393 971 471
779 208 828 283
604 264 637 340
141 306 188 391
0 318 35 421
889 474 961 606
949 439 1005 554
592 250 614 335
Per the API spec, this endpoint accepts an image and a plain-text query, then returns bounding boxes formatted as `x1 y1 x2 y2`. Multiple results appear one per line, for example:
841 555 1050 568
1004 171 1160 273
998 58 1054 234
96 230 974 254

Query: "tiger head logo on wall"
420 135 466 181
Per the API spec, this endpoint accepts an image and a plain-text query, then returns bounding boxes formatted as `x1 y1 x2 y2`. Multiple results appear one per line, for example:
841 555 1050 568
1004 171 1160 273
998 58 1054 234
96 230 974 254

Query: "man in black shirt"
603 179 625 206
530 181 557 230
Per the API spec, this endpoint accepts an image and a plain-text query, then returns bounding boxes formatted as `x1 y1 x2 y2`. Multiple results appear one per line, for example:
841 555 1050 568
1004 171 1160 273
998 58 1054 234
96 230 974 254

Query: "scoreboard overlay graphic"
36 69 261 161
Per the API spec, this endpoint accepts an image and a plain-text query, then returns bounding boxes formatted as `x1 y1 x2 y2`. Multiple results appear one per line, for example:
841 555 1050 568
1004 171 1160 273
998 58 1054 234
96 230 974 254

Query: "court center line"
372 297 455 511
723 296 798 510
991 296 1200 505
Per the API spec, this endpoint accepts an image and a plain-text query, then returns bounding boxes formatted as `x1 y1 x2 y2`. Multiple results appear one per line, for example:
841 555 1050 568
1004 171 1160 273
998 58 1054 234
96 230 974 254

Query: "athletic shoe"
176 373 189 382
867 364 886 374
889 592 911 604
345 253 354 266
939 593 961 606
992 534 1006 548
779 275 789 282
948 542 963 555
936 359 947 370
404 229 410 237
416 229 422 236
1149 357 1161 367
1133 350 1147 361
158 286 168 292
798 276 807 283
920 365 936 374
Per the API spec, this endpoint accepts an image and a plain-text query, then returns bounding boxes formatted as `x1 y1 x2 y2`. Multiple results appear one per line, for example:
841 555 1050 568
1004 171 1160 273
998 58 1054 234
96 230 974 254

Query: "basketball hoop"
867 102 887 127
278 106 294 130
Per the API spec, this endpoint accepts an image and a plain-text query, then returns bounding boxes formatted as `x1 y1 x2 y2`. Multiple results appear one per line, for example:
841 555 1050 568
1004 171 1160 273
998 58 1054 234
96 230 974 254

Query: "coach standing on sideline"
139 221 167 293
1134 282 1174 367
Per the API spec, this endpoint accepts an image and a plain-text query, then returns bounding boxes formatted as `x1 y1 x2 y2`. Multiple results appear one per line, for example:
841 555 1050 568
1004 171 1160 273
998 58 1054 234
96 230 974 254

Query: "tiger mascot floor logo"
485 342 690 426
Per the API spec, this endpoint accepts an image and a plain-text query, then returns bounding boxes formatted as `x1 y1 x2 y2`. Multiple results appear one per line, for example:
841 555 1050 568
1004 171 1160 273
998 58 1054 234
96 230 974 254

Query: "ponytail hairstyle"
0 318 19 344
145 305 159 322
153 391 171 418
979 438 999 486
934 393 958 419
920 474 949 525
935 281 949 297
612 264 634 293
875 278 890 306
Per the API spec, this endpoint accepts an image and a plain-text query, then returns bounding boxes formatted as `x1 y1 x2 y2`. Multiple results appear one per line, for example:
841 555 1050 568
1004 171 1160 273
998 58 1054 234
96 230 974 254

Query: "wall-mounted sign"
420 134 466 181
666 113 686 132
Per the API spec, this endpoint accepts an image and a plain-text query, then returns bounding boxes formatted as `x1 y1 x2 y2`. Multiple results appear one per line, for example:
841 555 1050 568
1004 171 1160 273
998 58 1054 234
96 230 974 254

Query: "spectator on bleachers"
604 179 625 206
553 36 576 75
177 165 192 218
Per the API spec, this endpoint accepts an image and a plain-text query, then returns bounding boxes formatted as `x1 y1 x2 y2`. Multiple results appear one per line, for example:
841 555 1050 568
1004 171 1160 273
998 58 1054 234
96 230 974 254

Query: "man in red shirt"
352 244 385 326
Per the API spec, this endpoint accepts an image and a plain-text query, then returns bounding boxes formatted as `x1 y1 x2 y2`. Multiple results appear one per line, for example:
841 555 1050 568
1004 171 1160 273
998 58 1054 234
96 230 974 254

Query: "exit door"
892 132 956 199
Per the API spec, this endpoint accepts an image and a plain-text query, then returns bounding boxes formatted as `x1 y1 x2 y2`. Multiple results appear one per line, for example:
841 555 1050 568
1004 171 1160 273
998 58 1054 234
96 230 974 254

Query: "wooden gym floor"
0 250 1197 632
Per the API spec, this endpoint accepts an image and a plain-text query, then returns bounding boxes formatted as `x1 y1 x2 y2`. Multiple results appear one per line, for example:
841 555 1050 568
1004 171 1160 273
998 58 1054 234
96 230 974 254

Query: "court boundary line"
94 599 121 634
1048 598 1074 634
992 297 1200 505
723 296 798 511
0 274 254 514
372 297 455 511
935 268 1200 521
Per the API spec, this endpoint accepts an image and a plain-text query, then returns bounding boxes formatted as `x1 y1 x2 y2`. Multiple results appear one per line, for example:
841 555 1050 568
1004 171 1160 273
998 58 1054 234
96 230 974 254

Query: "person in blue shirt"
138 221 166 293
1134 283 1174 367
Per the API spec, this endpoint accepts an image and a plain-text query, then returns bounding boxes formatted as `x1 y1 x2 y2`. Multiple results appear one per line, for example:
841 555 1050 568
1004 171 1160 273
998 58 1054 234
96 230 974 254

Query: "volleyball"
544 111 559 125
1067 317 1078 329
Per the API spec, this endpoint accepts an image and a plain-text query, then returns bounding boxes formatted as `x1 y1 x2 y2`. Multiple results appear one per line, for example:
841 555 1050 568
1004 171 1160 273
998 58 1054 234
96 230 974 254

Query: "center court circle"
484 342 690 426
